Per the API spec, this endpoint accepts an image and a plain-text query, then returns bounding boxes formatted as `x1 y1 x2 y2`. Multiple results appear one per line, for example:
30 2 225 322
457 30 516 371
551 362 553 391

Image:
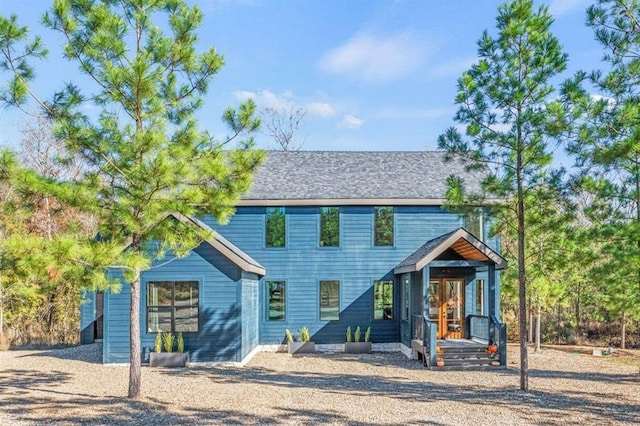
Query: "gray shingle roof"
241 151 486 203
395 229 458 269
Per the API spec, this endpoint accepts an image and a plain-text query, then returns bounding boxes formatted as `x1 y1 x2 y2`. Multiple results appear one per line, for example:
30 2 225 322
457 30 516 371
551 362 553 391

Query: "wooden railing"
466 315 490 341
466 314 507 365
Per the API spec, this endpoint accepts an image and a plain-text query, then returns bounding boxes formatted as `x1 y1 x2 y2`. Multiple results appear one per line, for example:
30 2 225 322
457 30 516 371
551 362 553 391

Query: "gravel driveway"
1 343 638 425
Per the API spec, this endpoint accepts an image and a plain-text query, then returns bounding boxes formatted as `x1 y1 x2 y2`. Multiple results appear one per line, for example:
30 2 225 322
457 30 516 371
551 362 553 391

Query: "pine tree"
560 0 640 349
0 1 262 398
438 0 568 391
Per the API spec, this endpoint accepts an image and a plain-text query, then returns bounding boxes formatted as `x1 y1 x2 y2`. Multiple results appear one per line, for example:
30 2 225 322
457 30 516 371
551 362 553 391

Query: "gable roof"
239 151 491 206
395 227 507 274
171 214 266 276
120 213 266 276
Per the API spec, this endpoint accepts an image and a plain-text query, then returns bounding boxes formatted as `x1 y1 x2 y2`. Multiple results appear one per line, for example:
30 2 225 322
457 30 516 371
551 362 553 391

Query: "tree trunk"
516 114 528 392
528 300 533 343
621 311 626 350
556 302 561 345
128 242 142 399
535 303 541 352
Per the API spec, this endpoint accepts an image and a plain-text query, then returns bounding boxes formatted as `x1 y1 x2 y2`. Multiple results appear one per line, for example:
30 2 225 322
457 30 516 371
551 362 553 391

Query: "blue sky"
0 0 599 153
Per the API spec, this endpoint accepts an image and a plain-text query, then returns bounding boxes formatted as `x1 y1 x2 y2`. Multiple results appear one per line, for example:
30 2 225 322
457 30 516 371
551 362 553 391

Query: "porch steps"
436 346 500 370
412 339 504 370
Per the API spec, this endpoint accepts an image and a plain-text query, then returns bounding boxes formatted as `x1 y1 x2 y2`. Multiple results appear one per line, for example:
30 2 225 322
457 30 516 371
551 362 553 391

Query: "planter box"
345 342 372 354
149 352 189 367
288 342 315 355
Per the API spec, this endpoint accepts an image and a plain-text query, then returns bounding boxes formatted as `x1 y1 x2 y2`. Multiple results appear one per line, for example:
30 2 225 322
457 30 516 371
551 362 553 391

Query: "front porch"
395 228 508 369
411 314 506 369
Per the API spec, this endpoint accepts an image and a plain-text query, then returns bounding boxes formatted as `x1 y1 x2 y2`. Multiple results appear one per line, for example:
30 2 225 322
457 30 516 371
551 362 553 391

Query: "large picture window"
320 207 340 247
319 280 340 320
266 207 286 247
267 280 286 321
374 206 394 246
147 281 199 333
373 280 394 320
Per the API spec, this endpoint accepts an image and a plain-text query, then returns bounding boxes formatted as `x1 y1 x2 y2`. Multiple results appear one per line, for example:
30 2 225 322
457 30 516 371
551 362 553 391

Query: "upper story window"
374 206 394 246
147 281 199 333
464 209 484 240
320 207 340 247
265 207 286 247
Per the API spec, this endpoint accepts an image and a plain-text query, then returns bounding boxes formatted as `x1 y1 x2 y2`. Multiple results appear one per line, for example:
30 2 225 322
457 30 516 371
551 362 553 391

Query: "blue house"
81 151 507 367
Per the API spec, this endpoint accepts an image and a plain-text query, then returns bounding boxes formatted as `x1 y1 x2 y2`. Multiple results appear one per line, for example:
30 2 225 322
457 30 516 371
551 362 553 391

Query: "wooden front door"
428 279 465 339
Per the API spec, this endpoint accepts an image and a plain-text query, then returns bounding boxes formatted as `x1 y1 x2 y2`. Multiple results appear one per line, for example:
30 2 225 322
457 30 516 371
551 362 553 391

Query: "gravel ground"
1 343 639 425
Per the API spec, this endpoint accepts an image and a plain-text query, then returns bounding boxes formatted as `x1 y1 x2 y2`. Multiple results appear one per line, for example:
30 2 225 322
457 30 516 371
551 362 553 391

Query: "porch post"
488 263 496 343
422 267 436 366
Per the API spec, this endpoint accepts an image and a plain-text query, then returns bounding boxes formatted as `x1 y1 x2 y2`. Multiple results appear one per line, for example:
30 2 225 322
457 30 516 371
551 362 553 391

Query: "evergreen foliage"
438 0 568 391
0 0 262 399
559 0 640 349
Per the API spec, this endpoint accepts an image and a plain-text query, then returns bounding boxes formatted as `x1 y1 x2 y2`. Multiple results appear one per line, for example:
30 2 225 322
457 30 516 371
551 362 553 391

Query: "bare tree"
262 105 307 151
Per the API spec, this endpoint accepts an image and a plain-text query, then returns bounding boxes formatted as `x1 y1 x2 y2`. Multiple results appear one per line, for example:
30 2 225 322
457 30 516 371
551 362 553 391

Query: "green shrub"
346 326 352 342
354 326 361 342
154 333 162 353
177 332 184 353
285 329 295 343
300 327 310 342
364 326 371 342
162 332 175 353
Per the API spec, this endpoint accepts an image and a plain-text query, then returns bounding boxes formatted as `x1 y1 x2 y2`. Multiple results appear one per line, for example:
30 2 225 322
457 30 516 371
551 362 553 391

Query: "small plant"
364 326 371 343
154 332 162 353
177 332 184 353
354 326 361 342
285 329 295 343
346 326 352 342
162 332 175 353
300 327 310 342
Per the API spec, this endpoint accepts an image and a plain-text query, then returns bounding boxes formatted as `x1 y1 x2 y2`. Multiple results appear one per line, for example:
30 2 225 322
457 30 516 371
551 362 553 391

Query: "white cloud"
548 0 590 17
306 102 336 118
338 114 364 129
319 31 431 84
235 89 337 119
234 89 292 110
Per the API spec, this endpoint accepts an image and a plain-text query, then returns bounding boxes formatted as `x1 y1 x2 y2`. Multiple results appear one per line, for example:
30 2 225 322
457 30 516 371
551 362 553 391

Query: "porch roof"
394 227 507 274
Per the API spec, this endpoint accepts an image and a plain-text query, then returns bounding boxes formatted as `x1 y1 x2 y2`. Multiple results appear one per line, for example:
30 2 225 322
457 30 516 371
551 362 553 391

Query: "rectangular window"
374 206 394 246
401 275 410 321
319 280 340 320
147 281 199 333
266 207 286 247
464 209 484 240
476 279 485 315
373 280 394 320
266 280 286 321
320 207 340 247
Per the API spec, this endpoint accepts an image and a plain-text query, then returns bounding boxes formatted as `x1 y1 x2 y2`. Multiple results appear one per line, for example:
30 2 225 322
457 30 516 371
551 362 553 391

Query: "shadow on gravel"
17 343 103 364
156 361 639 425
1 393 374 425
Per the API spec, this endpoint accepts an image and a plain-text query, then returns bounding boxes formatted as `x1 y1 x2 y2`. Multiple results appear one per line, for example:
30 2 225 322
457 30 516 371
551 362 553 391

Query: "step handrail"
422 314 437 367
490 314 507 365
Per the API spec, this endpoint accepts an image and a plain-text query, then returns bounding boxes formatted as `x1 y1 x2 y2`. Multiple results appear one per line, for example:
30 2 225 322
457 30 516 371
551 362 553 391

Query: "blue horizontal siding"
202 205 483 346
